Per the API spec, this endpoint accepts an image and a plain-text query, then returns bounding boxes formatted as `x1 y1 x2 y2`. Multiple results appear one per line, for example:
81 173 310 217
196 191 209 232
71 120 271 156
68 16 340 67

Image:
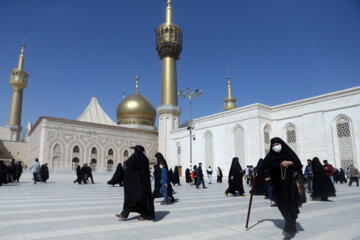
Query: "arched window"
52 144 61 169
91 158 97 171
91 147 97 154
204 131 214 169
286 124 297 153
72 157 79 171
108 149 113 156
263 125 271 156
176 142 181 166
336 117 355 168
123 149 129 157
234 126 245 167
73 146 80 153
53 144 61 155
107 159 114 172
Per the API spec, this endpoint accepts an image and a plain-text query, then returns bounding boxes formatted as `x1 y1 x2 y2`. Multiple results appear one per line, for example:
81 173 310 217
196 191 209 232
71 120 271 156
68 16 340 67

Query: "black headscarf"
123 145 154 219
263 137 302 208
311 157 336 199
40 164 49 182
154 152 174 201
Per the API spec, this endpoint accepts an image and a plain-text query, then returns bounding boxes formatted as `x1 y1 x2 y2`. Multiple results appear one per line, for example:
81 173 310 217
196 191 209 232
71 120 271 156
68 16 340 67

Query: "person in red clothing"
323 160 334 184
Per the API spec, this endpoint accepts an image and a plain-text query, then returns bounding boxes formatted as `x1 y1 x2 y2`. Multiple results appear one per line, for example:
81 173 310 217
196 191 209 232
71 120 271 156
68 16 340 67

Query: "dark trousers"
33 173 38 184
196 177 206 188
349 177 359 186
217 176 222 183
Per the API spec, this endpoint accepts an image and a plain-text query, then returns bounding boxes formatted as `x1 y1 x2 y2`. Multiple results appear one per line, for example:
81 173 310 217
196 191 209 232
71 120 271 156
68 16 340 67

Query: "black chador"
155 152 175 203
107 163 124 187
169 168 174 184
117 145 155 220
172 166 181 186
0 161 8 185
217 167 223 183
74 165 83 184
152 154 163 199
185 168 192 183
40 164 49 182
264 137 302 238
311 157 336 201
225 157 245 196
252 159 267 196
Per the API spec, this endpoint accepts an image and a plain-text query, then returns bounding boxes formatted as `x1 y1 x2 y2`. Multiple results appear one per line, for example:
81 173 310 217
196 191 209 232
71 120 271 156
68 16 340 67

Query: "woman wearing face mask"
263 137 303 238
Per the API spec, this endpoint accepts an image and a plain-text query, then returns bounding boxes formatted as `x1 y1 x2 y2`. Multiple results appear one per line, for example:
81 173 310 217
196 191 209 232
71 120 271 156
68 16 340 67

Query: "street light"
178 88 202 174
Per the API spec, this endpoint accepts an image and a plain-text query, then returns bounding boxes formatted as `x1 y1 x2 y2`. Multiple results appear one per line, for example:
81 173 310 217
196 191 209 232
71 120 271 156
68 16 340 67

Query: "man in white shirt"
30 159 41 184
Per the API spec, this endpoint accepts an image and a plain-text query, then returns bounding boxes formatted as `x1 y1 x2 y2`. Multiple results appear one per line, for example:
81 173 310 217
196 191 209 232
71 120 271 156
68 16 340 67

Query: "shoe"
196 187 200 189
239 194 245 197
224 192 229 197
160 201 169 205
115 214 127 220
137 217 146 221
271 203 278 207
203 187 207 189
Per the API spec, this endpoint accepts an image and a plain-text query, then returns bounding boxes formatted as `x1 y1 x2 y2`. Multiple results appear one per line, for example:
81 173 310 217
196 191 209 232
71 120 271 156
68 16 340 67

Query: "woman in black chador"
152 155 163 199
169 168 174 184
311 157 336 201
252 159 267 196
74 165 83 184
185 168 192 184
107 163 124 187
264 137 303 238
172 166 181 186
339 168 347 183
40 164 49 182
116 145 155 220
225 157 245 196
217 167 223 183
154 152 175 203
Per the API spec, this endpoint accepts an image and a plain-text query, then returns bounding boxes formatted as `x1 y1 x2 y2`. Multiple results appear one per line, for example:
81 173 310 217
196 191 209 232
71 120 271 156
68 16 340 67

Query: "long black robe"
185 168 192 183
169 169 174 184
264 137 302 235
225 157 245 195
0 161 7 185
74 165 83 184
173 166 180 185
252 159 267 195
40 164 49 182
152 154 163 199
108 163 124 186
339 168 347 183
154 152 175 203
122 146 155 219
311 157 336 200
217 167 223 183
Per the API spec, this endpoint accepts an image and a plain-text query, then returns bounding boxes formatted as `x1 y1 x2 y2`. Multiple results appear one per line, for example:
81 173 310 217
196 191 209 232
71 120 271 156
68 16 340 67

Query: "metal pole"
189 96 193 173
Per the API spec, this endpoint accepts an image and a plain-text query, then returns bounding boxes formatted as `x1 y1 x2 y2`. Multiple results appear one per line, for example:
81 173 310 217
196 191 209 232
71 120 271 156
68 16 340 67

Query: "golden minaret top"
135 74 139 93
166 0 173 25
224 68 237 111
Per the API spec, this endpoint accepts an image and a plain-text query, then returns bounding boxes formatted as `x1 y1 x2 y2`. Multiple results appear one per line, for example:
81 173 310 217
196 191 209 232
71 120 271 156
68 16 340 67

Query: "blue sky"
0 0 359 128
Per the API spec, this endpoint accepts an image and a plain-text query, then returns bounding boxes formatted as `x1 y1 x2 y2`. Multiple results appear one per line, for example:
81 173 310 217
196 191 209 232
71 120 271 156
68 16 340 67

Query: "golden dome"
116 91 156 127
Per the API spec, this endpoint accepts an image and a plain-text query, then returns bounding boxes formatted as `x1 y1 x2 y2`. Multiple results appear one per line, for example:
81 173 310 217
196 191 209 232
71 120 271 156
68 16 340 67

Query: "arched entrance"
107 159 114 172
90 158 97 171
72 157 79 171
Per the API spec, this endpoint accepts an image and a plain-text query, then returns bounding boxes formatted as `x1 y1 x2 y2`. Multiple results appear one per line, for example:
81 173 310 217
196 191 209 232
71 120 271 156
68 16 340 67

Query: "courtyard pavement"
0 172 359 240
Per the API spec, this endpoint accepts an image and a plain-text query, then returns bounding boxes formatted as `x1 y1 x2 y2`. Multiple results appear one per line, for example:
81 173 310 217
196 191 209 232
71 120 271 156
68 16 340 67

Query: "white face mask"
272 144 282 153
160 165 164 169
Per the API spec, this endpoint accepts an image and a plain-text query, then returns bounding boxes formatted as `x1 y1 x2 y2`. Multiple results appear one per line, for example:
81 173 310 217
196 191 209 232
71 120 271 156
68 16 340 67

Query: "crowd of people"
0 159 23 185
1 137 359 239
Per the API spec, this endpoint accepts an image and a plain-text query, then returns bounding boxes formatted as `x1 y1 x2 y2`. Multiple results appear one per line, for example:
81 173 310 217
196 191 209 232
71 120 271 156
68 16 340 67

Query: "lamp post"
178 88 202 174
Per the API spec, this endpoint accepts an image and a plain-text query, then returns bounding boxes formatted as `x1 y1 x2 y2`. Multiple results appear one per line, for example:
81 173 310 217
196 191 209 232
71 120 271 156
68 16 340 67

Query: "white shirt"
30 162 40 173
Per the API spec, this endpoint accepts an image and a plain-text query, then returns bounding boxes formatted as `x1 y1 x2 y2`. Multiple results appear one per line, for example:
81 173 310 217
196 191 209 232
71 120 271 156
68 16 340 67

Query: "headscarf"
311 157 336 198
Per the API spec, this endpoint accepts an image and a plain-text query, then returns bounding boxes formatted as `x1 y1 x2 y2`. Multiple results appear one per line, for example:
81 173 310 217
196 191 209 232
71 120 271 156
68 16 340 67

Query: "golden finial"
135 74 139 93
224 66 236 111
227 66 232 99
166 0 173 24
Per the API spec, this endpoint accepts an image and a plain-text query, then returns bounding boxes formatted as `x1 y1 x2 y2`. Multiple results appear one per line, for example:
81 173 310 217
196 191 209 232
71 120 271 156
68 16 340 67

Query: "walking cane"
245 173 257 229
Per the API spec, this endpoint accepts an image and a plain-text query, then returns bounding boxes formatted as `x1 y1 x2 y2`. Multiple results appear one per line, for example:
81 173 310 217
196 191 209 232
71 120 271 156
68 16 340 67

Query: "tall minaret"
156 0 182 159
224 69 236 111
7 43 29 141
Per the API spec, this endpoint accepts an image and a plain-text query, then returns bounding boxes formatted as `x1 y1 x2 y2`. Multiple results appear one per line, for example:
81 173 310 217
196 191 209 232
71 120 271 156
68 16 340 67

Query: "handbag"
295 171 307 205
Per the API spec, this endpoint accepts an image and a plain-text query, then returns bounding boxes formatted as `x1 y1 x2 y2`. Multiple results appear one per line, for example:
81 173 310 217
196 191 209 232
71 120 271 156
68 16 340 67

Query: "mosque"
0 0 359 174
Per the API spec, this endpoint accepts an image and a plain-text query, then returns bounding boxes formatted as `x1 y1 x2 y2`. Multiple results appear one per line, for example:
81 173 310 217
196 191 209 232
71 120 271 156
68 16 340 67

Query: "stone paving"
0 172 359 240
